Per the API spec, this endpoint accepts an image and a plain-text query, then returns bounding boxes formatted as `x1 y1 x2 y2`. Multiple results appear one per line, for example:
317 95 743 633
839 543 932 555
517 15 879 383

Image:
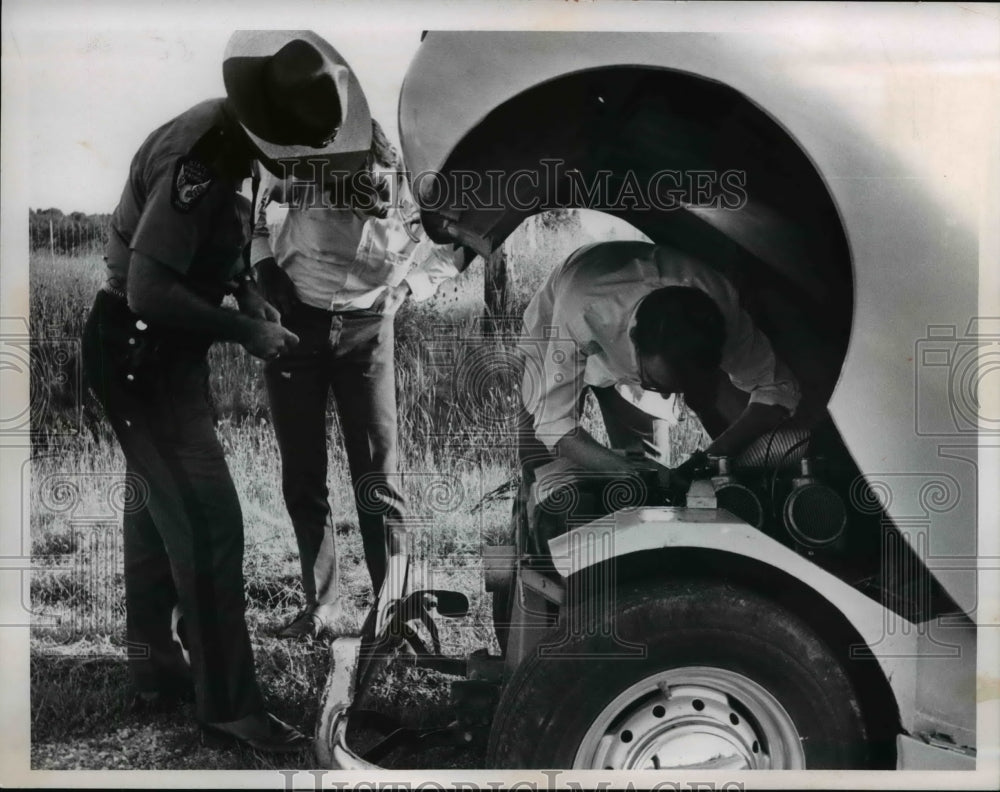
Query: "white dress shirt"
249 167 465 311
520 241 802 451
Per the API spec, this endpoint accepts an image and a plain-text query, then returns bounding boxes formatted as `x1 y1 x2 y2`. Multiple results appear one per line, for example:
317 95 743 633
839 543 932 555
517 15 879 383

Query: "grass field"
27 211 707 769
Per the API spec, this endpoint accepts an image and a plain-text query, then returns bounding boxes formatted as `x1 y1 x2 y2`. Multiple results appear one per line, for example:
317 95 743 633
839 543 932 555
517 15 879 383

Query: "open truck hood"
399 26 996 618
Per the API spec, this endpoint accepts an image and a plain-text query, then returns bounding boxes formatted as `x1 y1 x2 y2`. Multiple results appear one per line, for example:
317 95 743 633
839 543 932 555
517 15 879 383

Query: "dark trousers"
264 301 404 602
82 290 264 723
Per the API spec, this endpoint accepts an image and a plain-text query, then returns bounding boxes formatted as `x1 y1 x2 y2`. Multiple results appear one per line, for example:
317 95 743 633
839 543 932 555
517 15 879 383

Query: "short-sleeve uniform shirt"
106 98 252 305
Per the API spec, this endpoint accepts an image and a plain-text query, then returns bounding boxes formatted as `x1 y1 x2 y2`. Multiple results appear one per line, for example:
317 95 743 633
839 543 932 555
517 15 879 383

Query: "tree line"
30 208 112 256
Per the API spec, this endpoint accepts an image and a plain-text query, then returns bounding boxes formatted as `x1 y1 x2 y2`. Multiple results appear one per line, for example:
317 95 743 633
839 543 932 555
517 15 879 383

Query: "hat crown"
263 39 344 147
223 30 372 175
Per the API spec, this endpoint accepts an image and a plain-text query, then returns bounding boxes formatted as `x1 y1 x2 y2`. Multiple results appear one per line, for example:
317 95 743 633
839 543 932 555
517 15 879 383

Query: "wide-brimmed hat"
223 30 372 176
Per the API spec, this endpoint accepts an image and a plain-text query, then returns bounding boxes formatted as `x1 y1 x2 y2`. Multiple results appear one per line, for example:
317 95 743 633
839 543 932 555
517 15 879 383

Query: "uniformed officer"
81 30 370 753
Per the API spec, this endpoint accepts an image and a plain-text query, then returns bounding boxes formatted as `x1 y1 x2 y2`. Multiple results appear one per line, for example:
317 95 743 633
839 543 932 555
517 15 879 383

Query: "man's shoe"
203 711 310 754
278 603 352 640
277 609 325 640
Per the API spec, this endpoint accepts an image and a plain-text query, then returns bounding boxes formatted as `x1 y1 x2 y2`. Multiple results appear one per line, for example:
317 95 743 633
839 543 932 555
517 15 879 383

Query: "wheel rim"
573 666 806 770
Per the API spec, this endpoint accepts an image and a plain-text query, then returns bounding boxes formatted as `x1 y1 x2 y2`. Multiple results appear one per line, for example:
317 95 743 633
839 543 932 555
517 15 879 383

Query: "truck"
314 16 995 772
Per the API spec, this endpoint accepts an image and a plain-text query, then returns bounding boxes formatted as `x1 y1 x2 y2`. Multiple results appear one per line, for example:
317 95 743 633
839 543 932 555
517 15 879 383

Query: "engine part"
716 482 765 528
782 458 847 549
712 456 765 528
735 427 812 471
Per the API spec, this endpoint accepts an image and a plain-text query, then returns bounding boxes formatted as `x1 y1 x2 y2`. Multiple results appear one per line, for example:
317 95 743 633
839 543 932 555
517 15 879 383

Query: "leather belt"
101 282 128 302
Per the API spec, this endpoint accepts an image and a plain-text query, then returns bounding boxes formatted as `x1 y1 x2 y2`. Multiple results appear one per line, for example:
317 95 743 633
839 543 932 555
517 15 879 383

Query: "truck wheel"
487 578 870 769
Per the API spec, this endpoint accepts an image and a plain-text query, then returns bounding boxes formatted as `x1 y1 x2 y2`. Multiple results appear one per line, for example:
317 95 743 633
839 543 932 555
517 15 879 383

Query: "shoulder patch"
171 156 214 213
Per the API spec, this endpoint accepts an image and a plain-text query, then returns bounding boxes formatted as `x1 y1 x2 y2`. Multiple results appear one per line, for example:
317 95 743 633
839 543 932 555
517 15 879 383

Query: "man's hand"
256 257 299 317
661 450 712 502
235 279 281 323
240 319 300 360
674 450 711 482
128 251 288 349
555 431 666 478
379 281 412 315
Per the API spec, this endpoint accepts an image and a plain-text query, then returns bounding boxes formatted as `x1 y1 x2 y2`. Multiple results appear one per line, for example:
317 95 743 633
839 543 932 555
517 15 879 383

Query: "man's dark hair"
631 286 727 375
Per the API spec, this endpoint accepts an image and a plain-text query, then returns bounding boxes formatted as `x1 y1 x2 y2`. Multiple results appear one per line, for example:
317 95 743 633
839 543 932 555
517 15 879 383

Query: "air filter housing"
782 458 846 550
712 457 764 528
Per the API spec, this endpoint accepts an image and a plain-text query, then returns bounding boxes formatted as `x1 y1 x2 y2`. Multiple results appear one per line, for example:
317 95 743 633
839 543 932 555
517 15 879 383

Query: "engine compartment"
523 419 962 624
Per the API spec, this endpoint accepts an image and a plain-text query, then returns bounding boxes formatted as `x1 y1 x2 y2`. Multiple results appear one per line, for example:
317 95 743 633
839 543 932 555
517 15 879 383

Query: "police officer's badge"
171 156 214 212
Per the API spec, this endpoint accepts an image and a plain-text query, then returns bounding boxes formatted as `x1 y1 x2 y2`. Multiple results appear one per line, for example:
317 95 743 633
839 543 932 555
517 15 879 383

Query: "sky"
14 25 422 213
4 0 999 216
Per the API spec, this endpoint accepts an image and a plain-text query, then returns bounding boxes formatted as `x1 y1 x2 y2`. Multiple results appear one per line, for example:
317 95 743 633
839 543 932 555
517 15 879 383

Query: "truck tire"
487 578 870 769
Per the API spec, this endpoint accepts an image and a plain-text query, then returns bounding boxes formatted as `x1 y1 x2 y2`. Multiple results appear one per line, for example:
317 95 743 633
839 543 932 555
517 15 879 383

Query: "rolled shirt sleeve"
398 173 470 302
402 237 467 302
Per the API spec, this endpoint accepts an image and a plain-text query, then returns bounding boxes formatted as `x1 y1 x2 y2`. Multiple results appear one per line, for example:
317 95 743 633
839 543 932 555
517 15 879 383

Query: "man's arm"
374 241 476 315
708 300 801 457
554 430 648 476
704 402 789 458
400 240 476 302
233 277 281 323
127 251 298 359
248 171 299 316
666 401 788 498
390 173 477 305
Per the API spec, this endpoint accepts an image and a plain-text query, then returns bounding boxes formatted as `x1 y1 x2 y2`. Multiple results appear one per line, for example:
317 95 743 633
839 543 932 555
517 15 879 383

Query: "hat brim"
224 30 372 170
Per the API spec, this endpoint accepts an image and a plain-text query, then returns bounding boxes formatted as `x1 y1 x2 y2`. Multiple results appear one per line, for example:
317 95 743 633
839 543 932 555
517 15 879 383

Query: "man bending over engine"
517 240 802 496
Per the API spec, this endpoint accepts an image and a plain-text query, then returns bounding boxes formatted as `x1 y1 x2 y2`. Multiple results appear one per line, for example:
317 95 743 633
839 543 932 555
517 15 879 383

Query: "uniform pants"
264 301 404 603
82 290 264 723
